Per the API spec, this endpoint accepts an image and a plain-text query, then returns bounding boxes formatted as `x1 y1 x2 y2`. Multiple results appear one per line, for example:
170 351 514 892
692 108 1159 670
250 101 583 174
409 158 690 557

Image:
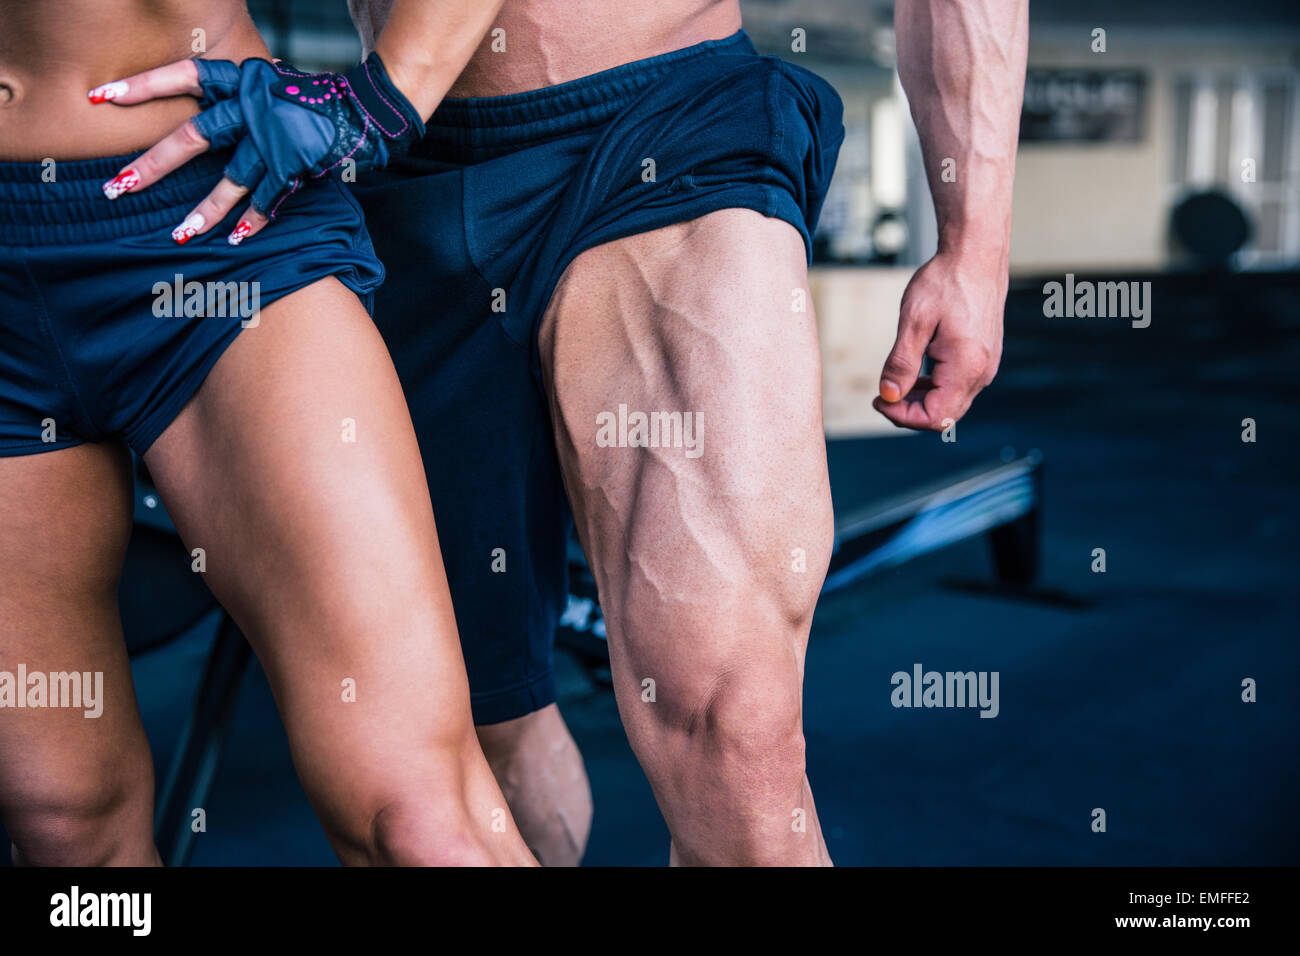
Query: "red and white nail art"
102 168 140 200
227 220 254 246
171 213 205 245
88 81 129 104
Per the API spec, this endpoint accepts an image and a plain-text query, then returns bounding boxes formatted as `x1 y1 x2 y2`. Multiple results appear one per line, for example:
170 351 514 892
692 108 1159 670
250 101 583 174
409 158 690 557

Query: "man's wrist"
343 51 426 145
371 41 445 120
937 226 1011 268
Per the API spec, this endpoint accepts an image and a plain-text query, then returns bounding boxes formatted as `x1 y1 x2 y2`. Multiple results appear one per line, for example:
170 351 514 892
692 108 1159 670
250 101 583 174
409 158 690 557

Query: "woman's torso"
0 0 268 161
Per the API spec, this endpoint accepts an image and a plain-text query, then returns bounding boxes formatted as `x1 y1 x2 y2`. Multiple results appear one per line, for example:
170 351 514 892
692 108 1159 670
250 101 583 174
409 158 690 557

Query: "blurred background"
6 0 1296 866
242 0 1300 273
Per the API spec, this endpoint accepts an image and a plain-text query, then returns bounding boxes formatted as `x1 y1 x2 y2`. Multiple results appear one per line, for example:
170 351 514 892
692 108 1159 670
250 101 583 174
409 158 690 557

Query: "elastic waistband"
419 30 757 159
0 150 231 245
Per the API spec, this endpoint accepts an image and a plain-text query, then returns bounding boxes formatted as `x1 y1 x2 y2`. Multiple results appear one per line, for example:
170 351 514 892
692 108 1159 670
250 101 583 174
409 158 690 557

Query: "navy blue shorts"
351 31 843 724
0 151 383 456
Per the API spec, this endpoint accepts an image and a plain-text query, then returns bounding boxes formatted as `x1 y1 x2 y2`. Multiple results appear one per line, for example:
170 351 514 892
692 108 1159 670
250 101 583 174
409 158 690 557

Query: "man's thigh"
539 208 834 721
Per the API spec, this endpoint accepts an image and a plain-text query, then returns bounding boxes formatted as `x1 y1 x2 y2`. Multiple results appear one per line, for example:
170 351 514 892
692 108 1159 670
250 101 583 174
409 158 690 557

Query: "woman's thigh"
0 441 158 865
142 276 499 856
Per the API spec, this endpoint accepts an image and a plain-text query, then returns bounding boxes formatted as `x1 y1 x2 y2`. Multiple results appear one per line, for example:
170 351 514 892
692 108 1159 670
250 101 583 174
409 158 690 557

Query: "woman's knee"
366 799 496 867
6 769 157 867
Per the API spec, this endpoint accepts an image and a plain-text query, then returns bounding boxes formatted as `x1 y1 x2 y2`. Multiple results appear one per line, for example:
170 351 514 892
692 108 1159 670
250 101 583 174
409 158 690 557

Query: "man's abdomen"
447 0 742 97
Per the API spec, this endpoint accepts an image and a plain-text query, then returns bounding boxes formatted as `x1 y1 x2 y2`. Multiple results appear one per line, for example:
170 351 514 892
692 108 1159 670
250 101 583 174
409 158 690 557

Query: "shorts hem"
124 323 245 456
521 185 808 364
125 268 376 455
470 671 557 726
0 437 88 457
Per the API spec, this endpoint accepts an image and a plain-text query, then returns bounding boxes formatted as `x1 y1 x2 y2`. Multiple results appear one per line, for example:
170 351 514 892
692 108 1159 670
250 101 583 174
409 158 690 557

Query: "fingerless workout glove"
191 52 426 217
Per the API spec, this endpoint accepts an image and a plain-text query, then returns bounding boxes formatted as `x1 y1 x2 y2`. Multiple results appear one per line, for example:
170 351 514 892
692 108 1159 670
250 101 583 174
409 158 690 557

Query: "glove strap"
342 52 426 145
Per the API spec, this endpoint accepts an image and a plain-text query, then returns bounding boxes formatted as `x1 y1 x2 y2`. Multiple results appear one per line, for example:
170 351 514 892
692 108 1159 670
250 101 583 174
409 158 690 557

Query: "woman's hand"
90 53 424 245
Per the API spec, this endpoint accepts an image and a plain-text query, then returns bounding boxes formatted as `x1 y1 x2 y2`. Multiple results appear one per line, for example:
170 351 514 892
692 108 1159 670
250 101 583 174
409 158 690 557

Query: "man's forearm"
355 0 506 120
895 0 1028 268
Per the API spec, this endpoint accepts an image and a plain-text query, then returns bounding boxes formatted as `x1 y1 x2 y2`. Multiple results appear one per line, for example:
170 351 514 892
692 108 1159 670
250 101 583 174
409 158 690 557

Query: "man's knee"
695 671 805 788
609 487 825 799
647 661 805 770
626 660 809 862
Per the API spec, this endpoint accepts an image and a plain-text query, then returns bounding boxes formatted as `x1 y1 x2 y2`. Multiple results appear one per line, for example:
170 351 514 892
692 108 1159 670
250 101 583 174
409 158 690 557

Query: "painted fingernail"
102 168 140 199
171 213 205 244
88 81 128 103
880 380 902 402
227 220 253 246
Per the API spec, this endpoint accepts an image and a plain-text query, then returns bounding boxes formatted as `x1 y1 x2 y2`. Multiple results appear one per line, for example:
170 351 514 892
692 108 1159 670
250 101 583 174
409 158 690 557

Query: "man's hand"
874 252 1006 430
885 0 1029 430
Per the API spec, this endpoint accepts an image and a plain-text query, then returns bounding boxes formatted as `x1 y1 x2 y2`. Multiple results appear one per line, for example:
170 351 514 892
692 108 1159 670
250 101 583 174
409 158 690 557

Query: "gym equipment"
1171 189 1251 266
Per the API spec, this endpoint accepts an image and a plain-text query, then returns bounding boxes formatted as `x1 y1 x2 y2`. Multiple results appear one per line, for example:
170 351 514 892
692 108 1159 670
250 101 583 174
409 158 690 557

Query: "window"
1171 70 1300 266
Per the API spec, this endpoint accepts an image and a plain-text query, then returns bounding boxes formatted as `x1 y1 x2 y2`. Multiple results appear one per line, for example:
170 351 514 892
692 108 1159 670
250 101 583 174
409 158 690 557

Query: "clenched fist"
874 251 1007 431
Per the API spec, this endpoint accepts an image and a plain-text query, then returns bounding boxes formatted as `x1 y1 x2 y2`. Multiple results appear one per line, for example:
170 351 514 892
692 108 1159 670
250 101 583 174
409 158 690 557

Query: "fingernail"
88 81 128 103
880 380 902 402
227 220 253 246
102 168 140 199
171 213 205 244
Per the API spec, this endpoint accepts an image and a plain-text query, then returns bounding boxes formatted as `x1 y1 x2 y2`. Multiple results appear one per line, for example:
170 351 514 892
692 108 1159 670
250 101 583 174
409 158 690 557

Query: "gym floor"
10 271 1298 866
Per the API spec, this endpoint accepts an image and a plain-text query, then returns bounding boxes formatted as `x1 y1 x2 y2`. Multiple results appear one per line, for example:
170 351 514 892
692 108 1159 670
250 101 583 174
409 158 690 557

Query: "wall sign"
1021 69 1146 142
